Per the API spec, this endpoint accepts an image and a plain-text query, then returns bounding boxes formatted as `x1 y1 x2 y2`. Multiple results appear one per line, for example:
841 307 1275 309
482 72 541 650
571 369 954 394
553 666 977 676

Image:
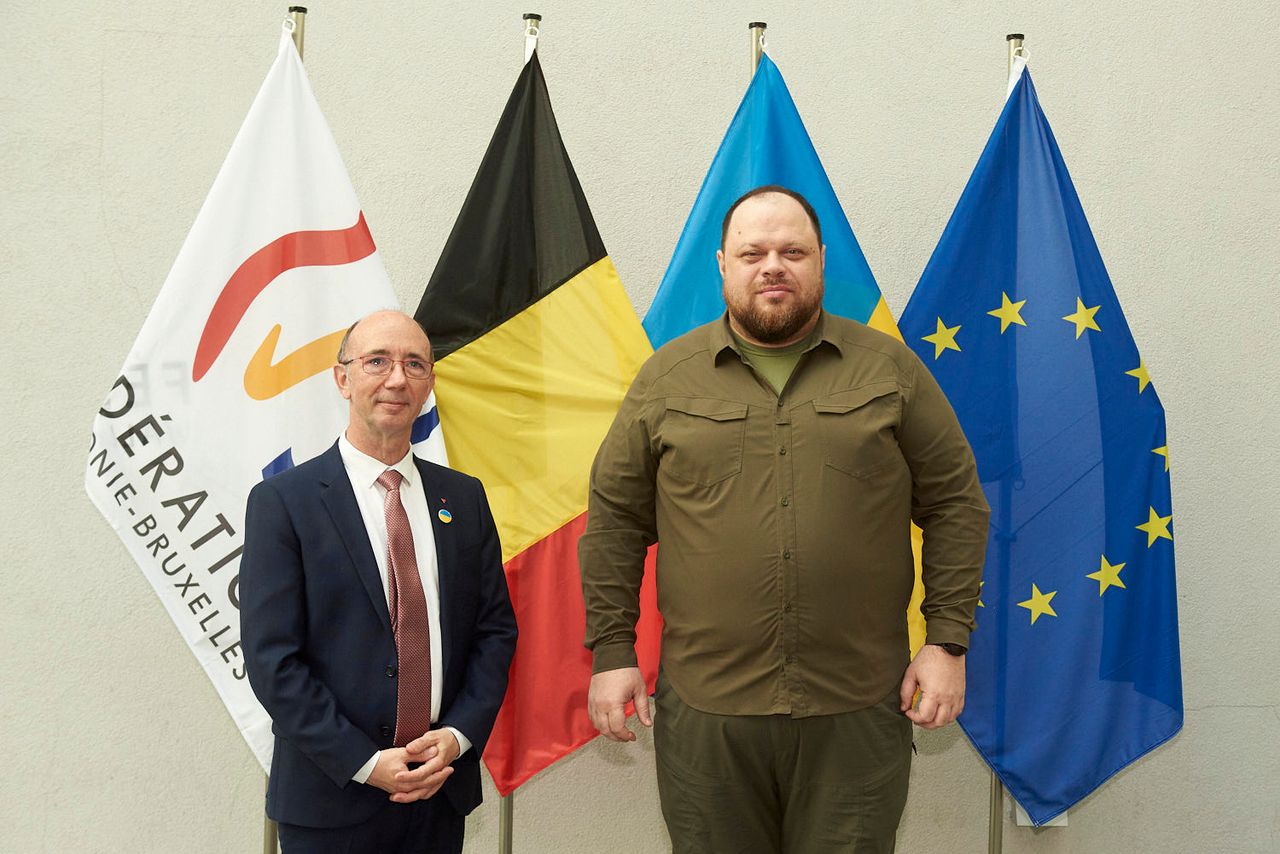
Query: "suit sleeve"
240 480 381 787
436 479 517 754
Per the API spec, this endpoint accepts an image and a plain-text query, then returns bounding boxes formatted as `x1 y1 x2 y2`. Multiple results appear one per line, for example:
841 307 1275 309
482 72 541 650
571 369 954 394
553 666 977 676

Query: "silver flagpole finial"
749 21 768 77
524 13 541 62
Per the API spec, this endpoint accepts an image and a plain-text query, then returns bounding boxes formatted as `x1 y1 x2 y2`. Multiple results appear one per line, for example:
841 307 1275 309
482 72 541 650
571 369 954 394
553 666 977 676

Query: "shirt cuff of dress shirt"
353 751 378 784
352 727 472 785
446 726 472 757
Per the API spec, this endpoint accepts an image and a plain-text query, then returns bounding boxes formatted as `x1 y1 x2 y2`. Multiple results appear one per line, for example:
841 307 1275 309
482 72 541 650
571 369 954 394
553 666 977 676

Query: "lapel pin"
438 508 454 524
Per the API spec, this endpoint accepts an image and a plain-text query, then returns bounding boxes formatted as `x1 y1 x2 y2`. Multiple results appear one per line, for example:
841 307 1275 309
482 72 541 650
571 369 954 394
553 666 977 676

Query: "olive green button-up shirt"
580 312 989 716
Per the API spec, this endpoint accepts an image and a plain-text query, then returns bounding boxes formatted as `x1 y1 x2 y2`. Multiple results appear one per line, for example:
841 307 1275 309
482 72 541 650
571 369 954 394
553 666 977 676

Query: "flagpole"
261 9 303 852
498 12 540 852
981 34 1024 854
1007 32 1024 78
523 12 541 62
289 5 306 57
262 774 278 854
749 21 767 76
498 791 514 854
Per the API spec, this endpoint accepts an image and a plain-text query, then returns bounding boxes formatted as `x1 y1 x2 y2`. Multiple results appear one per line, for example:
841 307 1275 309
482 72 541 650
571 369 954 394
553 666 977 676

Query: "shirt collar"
338 432 418 491
709 310 844 365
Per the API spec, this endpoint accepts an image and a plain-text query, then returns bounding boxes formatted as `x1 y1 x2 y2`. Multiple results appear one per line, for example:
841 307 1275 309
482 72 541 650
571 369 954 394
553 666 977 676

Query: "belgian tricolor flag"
415 53 660 794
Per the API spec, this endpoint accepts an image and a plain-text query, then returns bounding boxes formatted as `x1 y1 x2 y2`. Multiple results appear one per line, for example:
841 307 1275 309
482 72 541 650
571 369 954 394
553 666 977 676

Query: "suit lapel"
417 456 454 668
317 444 392 633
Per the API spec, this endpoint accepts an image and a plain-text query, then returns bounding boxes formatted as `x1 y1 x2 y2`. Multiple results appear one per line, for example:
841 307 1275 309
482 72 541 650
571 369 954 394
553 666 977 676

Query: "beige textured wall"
3 1 1277 851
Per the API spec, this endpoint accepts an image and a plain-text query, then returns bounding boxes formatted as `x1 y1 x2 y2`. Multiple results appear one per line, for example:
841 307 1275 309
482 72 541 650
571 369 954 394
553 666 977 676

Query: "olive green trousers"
654 679 911 854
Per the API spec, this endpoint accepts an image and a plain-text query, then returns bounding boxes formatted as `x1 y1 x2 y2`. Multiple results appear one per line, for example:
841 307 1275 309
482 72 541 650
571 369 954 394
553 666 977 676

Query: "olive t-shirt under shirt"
730 327 817 395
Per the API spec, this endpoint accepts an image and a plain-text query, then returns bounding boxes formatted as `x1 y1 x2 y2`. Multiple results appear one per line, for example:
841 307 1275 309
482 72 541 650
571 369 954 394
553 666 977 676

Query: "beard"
725 281 824 344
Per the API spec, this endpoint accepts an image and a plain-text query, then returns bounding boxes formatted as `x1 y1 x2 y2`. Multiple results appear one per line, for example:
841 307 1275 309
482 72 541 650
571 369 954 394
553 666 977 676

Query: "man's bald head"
337 310 431 366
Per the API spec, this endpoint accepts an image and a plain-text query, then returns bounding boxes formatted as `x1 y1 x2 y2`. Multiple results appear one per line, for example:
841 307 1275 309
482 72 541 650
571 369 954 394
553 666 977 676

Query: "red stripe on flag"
483 511 661 795
192 212 376 381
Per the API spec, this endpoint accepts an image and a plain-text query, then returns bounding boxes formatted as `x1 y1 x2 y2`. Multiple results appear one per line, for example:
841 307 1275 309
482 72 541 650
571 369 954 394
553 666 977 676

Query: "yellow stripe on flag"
866 296 904 342
434 256 652 562
863 295 926 655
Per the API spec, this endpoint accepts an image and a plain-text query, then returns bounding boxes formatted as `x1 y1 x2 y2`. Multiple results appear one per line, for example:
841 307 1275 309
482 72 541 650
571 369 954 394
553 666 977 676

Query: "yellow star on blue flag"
1063 297 1101 338
922 317 962 358
988 292 1027 333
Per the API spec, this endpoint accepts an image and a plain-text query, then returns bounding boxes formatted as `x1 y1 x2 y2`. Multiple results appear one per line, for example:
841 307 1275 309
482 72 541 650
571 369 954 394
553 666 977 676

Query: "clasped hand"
367 729 460 803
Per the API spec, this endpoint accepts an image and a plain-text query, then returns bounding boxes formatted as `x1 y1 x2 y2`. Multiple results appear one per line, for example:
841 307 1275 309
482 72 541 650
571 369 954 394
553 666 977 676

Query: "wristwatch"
931 642 966 656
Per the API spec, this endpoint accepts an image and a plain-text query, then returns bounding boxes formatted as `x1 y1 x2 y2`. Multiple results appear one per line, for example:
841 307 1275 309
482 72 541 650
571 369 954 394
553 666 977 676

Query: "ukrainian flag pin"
438 508 453 524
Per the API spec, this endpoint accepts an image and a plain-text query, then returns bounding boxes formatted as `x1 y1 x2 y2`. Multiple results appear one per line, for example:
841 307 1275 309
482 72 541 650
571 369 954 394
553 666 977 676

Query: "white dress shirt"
338 434 471 784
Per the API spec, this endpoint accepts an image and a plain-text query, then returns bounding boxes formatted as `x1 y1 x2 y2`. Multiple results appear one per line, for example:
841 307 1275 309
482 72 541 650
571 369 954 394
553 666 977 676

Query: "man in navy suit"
242 310 517 854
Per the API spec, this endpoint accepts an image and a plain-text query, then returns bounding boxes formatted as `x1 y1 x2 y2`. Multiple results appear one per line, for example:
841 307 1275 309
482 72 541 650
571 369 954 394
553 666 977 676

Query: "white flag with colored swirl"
85 23 444 771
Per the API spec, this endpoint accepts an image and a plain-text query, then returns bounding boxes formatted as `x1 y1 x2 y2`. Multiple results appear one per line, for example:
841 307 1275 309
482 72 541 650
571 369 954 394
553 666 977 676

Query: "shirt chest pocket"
659 397 749 486
813 383 902 479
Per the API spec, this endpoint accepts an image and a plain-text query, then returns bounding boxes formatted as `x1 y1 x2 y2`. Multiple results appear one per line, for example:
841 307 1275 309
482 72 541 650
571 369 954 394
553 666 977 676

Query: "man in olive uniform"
580 187 989 853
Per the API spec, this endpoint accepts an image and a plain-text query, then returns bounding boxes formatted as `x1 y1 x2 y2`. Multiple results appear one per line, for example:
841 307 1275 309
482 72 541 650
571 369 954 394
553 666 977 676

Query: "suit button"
385 666 397 678
380 725 392 738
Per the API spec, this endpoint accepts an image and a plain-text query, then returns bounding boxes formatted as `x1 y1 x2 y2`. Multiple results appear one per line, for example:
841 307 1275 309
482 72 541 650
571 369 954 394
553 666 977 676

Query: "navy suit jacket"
241 443 517 828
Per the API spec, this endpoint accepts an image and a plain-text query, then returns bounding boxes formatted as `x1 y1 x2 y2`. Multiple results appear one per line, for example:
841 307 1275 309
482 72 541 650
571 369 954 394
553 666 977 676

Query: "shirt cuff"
445 726 471 758
591 640 639 674
923 617 971 649
352 751 379 784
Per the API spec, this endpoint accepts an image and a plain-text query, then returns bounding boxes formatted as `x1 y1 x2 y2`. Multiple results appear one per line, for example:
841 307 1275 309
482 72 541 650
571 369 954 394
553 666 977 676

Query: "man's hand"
588 666 651 742
366 747 452 802
386 729 460 804
899 644 966 729
364 729 460 804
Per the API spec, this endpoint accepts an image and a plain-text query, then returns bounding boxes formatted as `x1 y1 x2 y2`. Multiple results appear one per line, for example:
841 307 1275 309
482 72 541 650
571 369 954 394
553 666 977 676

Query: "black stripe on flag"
416 53 607 359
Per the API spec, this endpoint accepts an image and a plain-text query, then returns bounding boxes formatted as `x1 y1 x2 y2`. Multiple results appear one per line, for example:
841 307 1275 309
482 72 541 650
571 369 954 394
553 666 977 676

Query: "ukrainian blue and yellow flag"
899 59 1183 825
644 54 897 348
644 53 928 651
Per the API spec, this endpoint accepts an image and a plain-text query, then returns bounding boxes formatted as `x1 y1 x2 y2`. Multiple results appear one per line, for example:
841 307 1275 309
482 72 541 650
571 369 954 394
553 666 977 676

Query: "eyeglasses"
339 354 434 380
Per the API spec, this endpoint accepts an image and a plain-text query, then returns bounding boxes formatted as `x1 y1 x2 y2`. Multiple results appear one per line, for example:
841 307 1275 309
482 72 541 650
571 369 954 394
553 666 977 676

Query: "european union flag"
899 62 1183 825
643 54 890 349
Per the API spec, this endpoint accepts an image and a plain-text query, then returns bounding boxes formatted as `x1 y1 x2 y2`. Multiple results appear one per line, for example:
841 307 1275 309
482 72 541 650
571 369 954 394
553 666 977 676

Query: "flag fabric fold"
84 28 443 771
644 52 927 653
899 61 1182 825
414 52 660 795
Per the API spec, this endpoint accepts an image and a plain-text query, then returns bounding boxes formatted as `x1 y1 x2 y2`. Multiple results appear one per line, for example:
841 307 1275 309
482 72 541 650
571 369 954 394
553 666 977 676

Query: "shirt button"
783 601 794 612
783 549 792 559
786 655 797 664
779 446 787 455
385 666 397 678
780 496 790 507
